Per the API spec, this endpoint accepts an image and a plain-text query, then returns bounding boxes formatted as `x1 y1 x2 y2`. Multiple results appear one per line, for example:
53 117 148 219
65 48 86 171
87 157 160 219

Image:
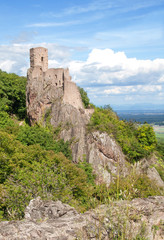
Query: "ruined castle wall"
63 80 84 109
64 68 72 81
27 47 85 123
44 68 64 89
30 47 48 72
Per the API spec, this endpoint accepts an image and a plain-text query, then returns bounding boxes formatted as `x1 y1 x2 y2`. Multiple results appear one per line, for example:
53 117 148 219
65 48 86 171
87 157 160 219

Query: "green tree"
137 124 157 153
0 70 26 119
17 124 72 159
78 87 90 108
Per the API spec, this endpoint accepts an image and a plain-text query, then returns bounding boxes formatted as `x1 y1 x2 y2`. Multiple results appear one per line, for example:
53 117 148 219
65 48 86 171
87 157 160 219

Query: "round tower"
30 47 48 72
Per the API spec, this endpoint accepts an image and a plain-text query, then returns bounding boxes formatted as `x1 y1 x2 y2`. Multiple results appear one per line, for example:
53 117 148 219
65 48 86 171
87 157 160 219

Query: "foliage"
0 125 98 219
0 129 95 219
78 87 90 108
108 171 162 200
157 138 164 159
88 107 157 162
0 111 20 135
0 111 15 129
77 158 96 185
2 156 74 220
137 124 157 152
0 70 27 119
0 129 52 184
17 124 72 159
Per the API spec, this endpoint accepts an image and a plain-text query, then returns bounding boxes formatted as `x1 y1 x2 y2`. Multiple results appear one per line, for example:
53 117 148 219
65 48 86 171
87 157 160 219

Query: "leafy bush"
88 107 157 162
108 171 162 200
157 138 164 158
0 127 98 219
0 111 15 129
77 159 96 185
78 87 90 108
3 157 73 219
17 124 72 159
0 70 26 119
137 124 157 152
1 150 97 220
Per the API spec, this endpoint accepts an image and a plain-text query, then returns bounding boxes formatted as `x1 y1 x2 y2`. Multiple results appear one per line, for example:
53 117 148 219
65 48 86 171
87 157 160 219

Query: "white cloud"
158 75 164 83
68 48 164 86
0 60 16 72
104 85 162 95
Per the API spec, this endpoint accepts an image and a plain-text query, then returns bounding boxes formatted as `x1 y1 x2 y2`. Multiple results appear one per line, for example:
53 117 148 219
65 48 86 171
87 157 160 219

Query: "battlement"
30 47 48 72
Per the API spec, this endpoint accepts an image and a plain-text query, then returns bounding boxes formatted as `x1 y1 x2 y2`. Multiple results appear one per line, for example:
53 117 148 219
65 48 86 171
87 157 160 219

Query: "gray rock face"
50 100 89 163
135 156 164 188
86 131 128 186
50 99 129 183
0 196 163 240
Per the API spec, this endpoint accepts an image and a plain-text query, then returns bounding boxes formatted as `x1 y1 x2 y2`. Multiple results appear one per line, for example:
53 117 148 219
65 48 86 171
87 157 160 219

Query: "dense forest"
0 70 163 221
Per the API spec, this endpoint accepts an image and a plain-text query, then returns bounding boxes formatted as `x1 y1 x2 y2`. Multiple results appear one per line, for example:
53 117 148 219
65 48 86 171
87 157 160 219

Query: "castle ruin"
26 47 84 123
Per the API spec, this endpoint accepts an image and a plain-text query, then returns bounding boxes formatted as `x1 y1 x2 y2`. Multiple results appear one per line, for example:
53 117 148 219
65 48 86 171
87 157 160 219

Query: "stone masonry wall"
30 47 48 72
63 80 84 109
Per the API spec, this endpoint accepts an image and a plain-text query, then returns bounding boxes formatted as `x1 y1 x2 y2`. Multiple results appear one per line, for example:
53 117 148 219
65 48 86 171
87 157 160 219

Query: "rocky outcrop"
135 156 164 188
50 99 89 163
0 196 163 240
86 131 128 186
49 97 129 183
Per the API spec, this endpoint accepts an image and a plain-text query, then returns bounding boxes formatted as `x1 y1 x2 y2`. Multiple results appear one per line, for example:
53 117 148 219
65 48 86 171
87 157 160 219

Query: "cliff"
26 47 164 188
26 47 129 185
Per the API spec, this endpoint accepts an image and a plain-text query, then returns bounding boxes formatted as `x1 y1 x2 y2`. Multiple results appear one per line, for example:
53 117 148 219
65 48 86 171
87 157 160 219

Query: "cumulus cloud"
69 49 164 86
66 48 164 104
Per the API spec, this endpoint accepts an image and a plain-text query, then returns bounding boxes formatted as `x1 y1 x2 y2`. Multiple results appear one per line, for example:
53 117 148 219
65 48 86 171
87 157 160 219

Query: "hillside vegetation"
88 106 157 162
0 70 163 221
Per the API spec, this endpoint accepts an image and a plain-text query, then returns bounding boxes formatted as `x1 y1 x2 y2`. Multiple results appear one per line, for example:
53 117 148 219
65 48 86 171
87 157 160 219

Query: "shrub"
17 124 72 159
78 87 90 108
108 172 162 200
0 70 27 119
88 107 157 162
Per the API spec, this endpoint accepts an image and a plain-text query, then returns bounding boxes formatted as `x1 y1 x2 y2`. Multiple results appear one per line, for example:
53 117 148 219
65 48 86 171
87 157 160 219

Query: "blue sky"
0 0 164 109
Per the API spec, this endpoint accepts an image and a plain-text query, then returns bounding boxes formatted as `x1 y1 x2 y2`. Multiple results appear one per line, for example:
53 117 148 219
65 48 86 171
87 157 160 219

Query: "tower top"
30 47 48 72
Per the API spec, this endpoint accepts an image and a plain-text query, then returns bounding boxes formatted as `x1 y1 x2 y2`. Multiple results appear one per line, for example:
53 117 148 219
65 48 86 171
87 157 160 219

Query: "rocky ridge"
0 196 163 240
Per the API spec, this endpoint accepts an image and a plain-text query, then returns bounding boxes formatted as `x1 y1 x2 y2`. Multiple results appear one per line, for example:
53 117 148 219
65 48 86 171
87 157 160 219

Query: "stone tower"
30 47 48 72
